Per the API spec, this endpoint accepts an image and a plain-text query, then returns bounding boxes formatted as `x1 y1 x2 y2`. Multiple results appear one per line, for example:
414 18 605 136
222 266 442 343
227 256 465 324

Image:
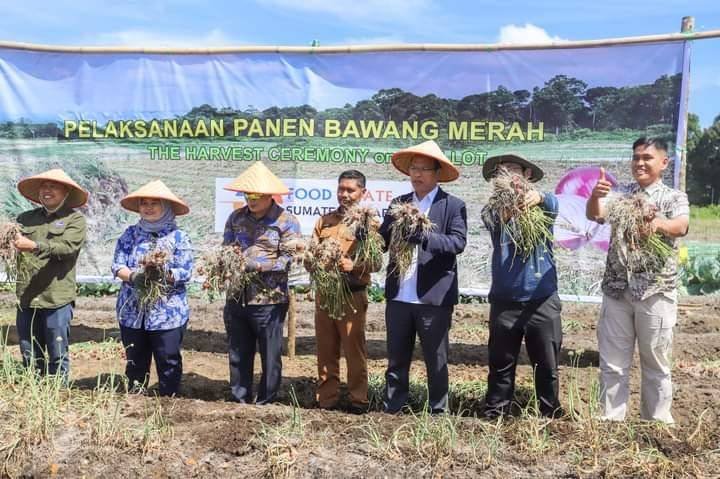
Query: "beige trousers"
315 291 369 408
597 290 676 423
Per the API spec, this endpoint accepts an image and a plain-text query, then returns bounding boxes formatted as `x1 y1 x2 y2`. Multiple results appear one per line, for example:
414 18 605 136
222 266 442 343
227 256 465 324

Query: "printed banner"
0 42 690 295
214 178 409 234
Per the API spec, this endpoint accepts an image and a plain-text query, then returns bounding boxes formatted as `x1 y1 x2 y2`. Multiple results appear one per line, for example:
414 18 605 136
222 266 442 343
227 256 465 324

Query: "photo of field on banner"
0 40 696 297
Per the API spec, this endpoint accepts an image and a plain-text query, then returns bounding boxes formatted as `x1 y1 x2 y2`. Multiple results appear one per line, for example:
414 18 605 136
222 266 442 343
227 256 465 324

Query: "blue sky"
1 0 718 126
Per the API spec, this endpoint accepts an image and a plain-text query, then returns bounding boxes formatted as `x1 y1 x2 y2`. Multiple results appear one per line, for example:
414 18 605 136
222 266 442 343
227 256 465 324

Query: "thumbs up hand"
591 167 612 199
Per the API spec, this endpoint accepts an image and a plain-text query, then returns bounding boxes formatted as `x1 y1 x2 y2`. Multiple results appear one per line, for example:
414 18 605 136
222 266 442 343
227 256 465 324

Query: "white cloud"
256 0 432 23
497 24 567 44
89 28 243 48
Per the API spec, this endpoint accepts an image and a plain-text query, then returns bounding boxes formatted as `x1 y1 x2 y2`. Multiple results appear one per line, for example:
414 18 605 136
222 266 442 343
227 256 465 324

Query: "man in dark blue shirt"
480 153 563 419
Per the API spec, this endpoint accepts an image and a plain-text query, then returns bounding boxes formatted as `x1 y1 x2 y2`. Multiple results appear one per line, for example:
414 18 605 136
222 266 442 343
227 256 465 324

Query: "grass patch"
252 387 306 478
70 337 125 361
76 282 121 297
0 332 716 477
451 323 488 342
358 360 719 477
0 332 174 476
562 318 583 333
367 374 533 417
690 205 720 220
687 208 720 241
0 310 13 327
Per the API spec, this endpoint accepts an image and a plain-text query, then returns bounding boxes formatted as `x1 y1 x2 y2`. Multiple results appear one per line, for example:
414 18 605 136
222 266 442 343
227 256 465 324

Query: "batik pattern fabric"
112 224 193 330
223 202 301 305
601 181 689 301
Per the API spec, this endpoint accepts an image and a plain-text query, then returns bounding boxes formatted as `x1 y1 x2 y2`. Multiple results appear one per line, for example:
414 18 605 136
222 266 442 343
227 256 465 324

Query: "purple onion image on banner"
554 166 618 251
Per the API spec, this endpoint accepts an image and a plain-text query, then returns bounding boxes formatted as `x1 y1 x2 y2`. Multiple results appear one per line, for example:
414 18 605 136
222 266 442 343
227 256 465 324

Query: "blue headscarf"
137 200 176 233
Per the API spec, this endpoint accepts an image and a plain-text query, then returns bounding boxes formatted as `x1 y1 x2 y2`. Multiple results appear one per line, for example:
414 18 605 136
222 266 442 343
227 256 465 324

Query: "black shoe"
318 403 340 411
542 406 567 419
383 406 403 415
481 406 509 420
128 383 147 395
348 404 369 415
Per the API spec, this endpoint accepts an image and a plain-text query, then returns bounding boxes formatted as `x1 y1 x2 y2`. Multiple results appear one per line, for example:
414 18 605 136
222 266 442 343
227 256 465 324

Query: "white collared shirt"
394 185 439 304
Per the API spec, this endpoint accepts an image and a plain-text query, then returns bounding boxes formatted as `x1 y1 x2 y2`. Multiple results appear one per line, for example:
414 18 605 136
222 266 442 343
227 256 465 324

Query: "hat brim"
17 178 88 208
391 152 459 183
482 154 544 182
222 162 291 195
222 185 290 195
120 196 190 216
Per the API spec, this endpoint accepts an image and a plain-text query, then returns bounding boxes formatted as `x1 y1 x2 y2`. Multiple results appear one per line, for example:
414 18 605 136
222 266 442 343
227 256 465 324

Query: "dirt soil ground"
1 293 719 478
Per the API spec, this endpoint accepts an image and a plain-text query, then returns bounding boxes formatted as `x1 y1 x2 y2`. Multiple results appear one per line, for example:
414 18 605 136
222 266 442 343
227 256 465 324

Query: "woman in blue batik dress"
111 180 193 396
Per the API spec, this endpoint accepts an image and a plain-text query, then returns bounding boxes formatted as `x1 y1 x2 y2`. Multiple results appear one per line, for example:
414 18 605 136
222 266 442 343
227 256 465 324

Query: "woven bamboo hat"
17 168 89 208
223 162 290 195
120 180 190 215
391 140 460 182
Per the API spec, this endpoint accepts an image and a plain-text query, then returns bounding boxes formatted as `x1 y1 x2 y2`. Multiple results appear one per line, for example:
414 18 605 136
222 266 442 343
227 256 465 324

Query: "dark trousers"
484 292 563 417
120 325 186 396
384 300 452 414
16 304 73 378
224 302 288 404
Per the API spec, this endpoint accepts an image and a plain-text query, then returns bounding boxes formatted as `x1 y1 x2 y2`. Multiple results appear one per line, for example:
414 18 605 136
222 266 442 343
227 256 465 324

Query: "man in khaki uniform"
586 137 689 423
309 170 382 413
13 169 88 379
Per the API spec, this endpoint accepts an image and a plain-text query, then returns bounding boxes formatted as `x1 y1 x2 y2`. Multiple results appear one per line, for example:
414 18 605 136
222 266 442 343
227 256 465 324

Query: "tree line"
184 73 682 134
687 113 720 205
0 73 681 139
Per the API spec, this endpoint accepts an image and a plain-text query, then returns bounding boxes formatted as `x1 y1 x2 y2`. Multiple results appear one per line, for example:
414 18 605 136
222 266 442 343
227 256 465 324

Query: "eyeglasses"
244 192 265 201
408 166 437 173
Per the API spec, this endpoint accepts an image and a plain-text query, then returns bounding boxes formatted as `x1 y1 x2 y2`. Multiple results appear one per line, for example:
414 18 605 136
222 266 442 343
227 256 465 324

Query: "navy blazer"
379 187 467 307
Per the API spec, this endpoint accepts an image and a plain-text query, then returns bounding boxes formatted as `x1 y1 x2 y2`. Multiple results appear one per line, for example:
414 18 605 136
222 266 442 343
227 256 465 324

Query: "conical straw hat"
120 180 190 215
17 168 89 208
224 162 290 195
391 140 459 182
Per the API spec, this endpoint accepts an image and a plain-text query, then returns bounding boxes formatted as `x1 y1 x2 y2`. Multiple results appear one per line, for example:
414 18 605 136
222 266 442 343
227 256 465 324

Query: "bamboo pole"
287 288 297 359
678 16 695 192
1 29 720 54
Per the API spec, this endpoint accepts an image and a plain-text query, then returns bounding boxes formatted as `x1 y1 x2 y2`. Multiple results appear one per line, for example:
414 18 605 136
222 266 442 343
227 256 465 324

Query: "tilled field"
1 293 719 478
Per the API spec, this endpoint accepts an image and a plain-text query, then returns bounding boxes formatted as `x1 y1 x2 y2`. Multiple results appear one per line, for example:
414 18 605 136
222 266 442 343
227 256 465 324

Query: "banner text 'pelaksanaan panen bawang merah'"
0 41 689 296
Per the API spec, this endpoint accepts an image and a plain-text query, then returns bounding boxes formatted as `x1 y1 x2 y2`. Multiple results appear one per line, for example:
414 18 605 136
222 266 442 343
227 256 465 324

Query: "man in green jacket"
13 169 88 379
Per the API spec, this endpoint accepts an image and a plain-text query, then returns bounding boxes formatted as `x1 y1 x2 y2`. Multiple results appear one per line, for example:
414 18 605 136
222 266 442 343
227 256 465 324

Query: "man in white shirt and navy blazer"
379 140 467 414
